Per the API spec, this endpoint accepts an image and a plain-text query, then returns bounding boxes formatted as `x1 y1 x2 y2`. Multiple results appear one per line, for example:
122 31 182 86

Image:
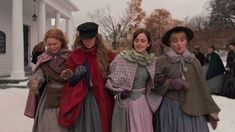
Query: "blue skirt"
153 97 209 132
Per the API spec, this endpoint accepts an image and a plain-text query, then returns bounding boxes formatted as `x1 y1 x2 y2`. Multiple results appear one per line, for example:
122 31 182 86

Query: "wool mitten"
170 78 188 90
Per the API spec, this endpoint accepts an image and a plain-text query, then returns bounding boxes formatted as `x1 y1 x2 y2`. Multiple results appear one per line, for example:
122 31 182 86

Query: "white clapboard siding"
0 1 13 76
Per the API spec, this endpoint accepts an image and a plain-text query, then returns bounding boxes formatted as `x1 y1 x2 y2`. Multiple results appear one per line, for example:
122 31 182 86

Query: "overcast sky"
71 0 211 26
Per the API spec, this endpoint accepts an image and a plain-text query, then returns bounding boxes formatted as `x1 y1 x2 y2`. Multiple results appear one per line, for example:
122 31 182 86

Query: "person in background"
26 28 71 132
31 41 46 64
58 22 116 132
222 38 235 98
193 45 205 66
205 45 225 94
153 26 220 132
106 28 162 132
226 38 235 73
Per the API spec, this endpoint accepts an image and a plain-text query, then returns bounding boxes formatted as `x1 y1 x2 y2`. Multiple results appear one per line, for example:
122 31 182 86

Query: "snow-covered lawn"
0 88 234 132
0 88 33 132
210 95 235 132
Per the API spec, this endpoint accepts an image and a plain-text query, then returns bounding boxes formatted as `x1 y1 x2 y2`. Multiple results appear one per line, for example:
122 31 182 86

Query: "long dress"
69 88 103 132
153 49 220 132
58 48 115 132
106 53 162 132
222 51 235 98
32 50 70 132
204 52 225 94
111 65 154 132
153 97 209 132
122 66 153 132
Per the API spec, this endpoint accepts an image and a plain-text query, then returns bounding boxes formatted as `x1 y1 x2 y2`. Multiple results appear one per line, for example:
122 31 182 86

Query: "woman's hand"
28 79 40 95
208 113 219 129
120 90 132 100
69 65 87 86
60 69 74 80
154 73 167 86
170 78 189 90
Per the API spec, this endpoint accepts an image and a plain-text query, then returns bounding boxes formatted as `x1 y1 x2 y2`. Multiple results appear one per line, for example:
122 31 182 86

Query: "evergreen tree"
209 0 234 28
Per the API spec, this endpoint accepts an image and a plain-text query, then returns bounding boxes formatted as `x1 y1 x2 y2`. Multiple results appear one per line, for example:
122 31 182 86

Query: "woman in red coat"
59 22 115 132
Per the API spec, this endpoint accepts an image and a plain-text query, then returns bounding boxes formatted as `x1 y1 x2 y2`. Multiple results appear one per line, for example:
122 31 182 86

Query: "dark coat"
194 52 205 66
31 51 44 64
226 51 235 75
205 52 225 80
31 42 45 64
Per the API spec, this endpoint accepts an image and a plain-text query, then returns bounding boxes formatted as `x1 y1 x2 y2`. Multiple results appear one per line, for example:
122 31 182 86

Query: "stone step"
0 77 29 84
0 77 28 89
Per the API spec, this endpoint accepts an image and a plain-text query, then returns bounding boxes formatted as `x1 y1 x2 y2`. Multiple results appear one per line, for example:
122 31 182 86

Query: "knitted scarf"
120 49 155 66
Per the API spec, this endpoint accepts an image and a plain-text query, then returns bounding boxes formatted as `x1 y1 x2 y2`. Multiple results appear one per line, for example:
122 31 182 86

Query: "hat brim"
79 31 97 39
162 26 194 47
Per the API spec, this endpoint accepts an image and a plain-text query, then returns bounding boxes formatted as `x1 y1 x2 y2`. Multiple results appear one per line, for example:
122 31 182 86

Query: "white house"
0 0 78 79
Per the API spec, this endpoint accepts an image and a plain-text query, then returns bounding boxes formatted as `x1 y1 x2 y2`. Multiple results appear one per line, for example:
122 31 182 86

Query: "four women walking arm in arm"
25 21 222 132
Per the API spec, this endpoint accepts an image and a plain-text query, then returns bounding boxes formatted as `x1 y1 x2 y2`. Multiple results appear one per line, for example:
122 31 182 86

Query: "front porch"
0 0 78 79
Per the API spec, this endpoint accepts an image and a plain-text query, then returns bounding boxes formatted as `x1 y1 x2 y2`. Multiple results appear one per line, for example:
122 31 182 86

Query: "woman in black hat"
153 26 220 132
58 22 116 132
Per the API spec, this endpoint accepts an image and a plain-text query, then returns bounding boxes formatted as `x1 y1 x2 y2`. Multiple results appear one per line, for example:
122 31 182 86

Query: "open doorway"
23 24 31 72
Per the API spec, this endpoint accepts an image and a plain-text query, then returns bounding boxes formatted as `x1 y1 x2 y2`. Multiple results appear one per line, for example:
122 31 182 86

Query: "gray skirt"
207 74 224 94
202 64 224 94
153 97 209 132
33 88 68 132
69 88 102 132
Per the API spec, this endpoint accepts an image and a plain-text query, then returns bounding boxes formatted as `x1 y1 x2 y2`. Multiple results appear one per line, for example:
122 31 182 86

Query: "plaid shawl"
106 54 162 112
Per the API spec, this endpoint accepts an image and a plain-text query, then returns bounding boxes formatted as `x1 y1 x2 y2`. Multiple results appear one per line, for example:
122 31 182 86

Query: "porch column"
66 18 73 48
11 0 25 79
46 17 52 30
38 0 46 41
55 12 61 29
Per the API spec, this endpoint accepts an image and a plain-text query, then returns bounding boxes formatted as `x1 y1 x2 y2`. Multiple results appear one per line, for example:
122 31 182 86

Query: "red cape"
59 48 115 132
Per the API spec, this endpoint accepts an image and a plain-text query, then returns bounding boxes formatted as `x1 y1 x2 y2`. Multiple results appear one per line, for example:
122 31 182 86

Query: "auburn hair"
44 28 68 49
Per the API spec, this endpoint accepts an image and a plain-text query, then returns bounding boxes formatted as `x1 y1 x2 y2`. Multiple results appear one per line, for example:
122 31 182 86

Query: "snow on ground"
0 88 33 132
209 95 235 132
0 88 234 132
